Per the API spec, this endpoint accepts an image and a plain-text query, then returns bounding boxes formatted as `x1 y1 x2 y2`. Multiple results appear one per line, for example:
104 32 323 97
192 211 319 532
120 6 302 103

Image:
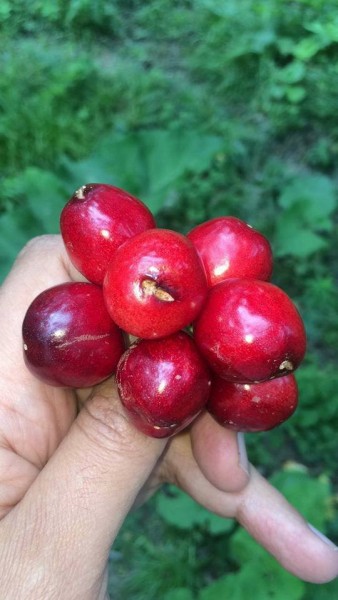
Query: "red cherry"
116 331 211 438
187 216 273 287
60 183 156 285
194 278 306 383
207 373 298 432
22 282 125 388
103 228 208 339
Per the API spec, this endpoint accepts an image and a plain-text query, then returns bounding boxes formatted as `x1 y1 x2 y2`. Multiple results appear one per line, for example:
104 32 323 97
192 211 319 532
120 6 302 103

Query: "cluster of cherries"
22 184 307 438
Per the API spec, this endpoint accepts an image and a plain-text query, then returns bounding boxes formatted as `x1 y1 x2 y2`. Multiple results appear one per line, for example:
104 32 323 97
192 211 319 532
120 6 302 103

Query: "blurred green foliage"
1 0 338 597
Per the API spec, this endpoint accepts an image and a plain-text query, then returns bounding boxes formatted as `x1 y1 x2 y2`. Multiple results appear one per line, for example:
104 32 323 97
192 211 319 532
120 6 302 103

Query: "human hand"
0 236 337 600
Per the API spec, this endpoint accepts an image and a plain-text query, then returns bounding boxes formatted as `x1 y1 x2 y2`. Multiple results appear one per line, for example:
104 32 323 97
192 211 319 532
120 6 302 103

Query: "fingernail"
308 523 338 550
237 431 250 475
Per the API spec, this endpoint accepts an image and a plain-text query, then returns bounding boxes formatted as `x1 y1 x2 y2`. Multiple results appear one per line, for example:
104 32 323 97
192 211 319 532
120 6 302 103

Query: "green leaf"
269 84 285 99
277 37 296 56
292 36 326 60
326 20 338 42
274 173 336 257
278 174 336 225
0 167 71 281
274 219 327 258
164 589 194 600
278 61 306 85
0 205 42 281
22 167 68 232
62 155 122 193
230 524 270 564
140 129 222 198
306 18 338 43
156 486 234 534
0 0 11 20
63 133 147 199
199 563 305 600
305 576 338 599
65 129 223 214
285 86 306 104
270 468 332 530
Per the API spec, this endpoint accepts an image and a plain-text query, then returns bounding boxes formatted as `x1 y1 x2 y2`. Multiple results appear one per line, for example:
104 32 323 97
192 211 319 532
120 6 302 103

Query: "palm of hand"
0 236 79 517
0 380 77 517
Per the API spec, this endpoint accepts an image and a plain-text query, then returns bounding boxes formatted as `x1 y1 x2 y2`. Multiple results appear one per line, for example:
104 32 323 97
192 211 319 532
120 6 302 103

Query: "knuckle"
77 391 153 462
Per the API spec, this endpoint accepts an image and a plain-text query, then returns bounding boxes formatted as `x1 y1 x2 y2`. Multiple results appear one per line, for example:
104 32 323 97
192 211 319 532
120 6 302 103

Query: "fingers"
163 430 240 518
0 384 77 518
0 449 39 519
164 432 338 584
236 467 338 583
190 411 250 492
1 379 167 597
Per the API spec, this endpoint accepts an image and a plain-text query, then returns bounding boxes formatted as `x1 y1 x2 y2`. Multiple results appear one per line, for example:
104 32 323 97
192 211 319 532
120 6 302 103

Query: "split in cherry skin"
103 228 208 340
22 282 125 388
21 181 308 438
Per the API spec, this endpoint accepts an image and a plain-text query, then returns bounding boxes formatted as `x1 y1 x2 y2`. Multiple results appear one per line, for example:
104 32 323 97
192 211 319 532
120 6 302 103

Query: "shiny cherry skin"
207 373 298 432
22 282 125 388
103 229 208 339
194 278 306 383
60 183 156 285
187 216 273 287
116 331 211 438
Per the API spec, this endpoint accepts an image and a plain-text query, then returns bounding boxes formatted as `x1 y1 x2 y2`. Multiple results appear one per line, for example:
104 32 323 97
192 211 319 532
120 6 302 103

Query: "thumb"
3 380 166 598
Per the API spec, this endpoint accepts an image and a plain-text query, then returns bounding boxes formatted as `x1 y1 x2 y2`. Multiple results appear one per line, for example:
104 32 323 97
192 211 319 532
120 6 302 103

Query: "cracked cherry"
60 183 156 285
207 373 298 432
103 228 208 339
194 278 306 383
116 331 211 438
22 282 125 388
187 216 273 287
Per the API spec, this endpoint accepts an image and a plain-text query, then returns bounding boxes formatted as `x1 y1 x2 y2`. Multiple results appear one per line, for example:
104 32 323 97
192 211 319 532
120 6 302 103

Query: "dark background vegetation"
1 1 337 597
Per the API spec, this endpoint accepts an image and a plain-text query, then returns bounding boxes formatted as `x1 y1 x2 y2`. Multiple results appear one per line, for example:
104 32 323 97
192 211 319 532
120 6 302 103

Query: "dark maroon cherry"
60 183 156 285
194 278 306 383
103 228 208 339
22 282 125 388
116 331 211 438
207 373 298 432
187 216 273 287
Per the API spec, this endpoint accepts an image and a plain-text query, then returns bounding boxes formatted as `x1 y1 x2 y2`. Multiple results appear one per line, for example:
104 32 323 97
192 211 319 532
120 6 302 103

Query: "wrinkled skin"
0 235 337 600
